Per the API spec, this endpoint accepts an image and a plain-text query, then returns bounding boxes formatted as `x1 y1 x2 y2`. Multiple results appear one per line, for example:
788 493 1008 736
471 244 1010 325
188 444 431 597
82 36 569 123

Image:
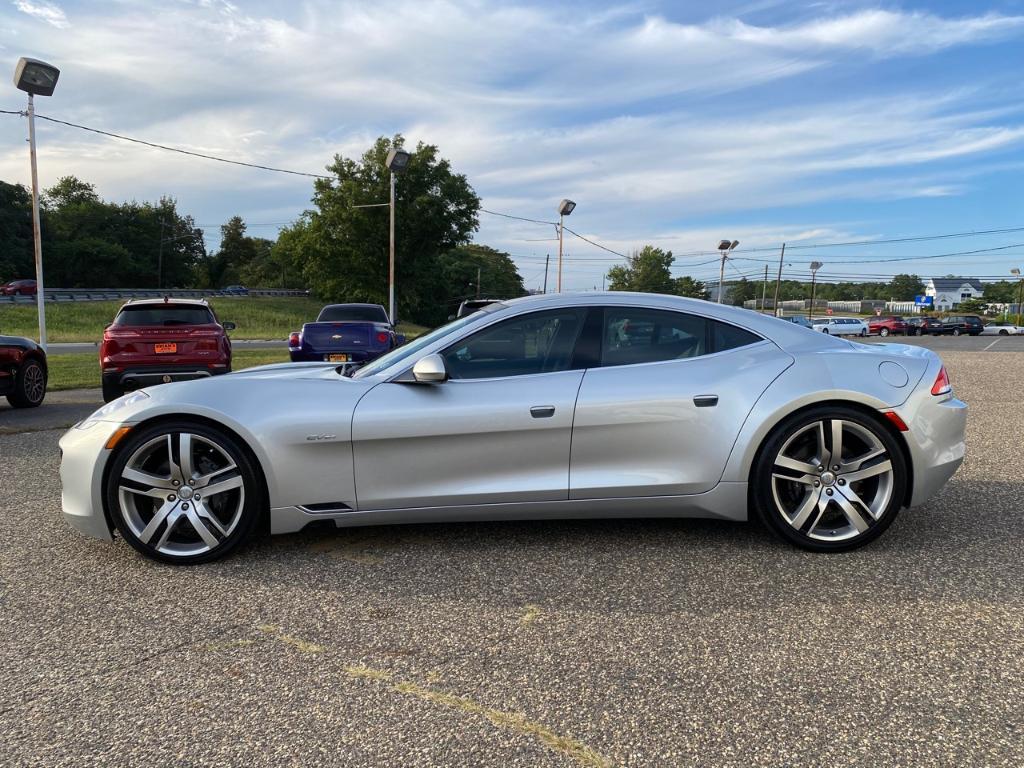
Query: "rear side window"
113 305 215 327
711 321 761 352
598 308 763 368
318 305 389 323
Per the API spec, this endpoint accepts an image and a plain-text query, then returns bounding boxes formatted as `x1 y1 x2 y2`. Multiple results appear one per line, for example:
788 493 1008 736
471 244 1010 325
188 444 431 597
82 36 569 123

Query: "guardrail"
0 288 310 304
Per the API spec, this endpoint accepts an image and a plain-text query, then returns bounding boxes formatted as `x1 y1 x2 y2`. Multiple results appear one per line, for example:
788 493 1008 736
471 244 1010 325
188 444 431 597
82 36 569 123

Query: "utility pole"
542 254 549 294
1013 268 1023 326
808 261 823 321
388 171 396 324
557 214 565 292
716 239 738 303
772 243 786 317
761 265 768 313
476 265 481 299
157 219 169 289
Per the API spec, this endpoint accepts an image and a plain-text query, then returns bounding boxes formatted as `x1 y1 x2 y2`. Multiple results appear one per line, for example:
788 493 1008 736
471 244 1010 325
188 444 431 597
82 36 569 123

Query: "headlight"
76 390 150 429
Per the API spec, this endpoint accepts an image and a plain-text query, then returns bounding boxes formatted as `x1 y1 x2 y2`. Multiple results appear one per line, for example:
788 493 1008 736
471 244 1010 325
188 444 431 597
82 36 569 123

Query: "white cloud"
13 0 67 28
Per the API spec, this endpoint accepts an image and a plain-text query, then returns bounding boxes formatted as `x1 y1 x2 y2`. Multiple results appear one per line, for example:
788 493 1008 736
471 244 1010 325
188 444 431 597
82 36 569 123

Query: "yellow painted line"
520 604 543 625
257 624 326 654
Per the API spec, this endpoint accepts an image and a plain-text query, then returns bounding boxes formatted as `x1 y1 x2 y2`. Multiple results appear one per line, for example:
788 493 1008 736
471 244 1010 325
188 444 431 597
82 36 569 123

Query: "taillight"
931 366 951 396
288 332 301 347
377 332 390 344
883 411 909 431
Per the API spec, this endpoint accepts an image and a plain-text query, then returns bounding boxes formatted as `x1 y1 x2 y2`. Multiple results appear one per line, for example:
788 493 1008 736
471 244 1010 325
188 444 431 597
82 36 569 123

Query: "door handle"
693 395 718 408
530 406 556 418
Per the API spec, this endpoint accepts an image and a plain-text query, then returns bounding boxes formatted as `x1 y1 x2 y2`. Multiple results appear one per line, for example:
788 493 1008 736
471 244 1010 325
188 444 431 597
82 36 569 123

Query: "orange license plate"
327 354 350 362
154 343 177 354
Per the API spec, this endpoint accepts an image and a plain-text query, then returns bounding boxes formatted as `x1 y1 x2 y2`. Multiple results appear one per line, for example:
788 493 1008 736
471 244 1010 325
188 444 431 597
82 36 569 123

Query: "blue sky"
2 0 1024 291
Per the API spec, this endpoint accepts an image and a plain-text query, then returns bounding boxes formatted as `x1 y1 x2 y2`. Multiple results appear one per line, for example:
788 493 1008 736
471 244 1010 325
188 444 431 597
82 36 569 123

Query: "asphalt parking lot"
1 345 1022 766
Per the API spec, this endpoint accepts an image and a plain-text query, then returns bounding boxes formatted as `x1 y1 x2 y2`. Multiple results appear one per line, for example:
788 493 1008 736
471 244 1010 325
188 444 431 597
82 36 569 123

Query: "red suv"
867 315 907 337
100 299 235 402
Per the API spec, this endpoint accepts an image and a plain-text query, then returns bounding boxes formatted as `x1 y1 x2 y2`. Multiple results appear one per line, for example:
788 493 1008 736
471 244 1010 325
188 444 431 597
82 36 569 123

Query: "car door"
351 308 588 510
569 307 793 499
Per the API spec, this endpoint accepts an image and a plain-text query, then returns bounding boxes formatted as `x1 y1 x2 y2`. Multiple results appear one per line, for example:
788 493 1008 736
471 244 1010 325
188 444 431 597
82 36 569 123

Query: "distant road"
47 339 284 356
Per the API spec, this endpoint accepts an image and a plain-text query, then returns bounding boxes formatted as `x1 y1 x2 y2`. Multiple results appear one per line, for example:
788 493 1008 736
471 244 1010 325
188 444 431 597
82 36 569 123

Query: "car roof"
321 303 385 309
120 298 211 308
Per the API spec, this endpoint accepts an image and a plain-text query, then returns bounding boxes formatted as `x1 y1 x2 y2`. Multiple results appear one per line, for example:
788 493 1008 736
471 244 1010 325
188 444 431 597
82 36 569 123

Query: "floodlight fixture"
14 57 59 97
558 199 576 216
385 148 412 173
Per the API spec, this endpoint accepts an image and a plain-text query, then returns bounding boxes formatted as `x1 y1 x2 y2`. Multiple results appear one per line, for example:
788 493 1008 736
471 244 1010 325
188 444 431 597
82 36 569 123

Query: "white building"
924 278 984 311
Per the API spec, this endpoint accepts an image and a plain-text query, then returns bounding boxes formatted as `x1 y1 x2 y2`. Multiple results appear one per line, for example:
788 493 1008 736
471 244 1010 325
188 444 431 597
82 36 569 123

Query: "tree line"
0 135 525 326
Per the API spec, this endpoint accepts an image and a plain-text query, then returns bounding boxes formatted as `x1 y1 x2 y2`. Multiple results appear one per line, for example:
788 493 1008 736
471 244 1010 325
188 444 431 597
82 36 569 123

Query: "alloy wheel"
770 419 894 543
23 363 45 403
117 432 245 558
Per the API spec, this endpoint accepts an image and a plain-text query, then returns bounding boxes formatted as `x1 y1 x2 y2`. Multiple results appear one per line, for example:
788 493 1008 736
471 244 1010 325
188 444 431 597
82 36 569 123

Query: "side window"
600 309 707 367
442 309 585 380
710 320 762 353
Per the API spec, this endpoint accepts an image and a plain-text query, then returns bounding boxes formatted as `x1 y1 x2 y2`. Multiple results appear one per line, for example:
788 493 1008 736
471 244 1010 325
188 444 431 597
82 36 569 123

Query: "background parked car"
868 315 907 336
905 316 943 336
289 303 403 364
222 285 249 296
783 315 815 330
981 322 1024 335
1 279 37 296
0 334 47 408
811 317 868 336
100 298 234 402
939 314 984 336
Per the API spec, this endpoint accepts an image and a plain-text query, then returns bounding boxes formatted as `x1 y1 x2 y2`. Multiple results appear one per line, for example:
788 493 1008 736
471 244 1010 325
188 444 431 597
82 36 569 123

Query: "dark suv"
904 316 943 336
100 299 235 402
940 314 984 336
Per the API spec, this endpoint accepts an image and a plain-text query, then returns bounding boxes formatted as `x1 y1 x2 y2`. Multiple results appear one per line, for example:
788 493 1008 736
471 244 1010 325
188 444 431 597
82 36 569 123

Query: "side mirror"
223 321 236 331
412 353 447 383
395 334 406 347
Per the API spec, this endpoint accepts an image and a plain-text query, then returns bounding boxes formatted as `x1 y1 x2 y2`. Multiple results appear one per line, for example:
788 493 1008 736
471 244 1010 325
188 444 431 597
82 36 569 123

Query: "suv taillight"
288 332 301 347
931 366 951 396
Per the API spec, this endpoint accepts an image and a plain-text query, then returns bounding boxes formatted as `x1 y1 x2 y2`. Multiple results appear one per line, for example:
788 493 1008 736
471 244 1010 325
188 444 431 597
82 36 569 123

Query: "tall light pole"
716 239 739 303
1013 268 1023 326
385 148 412 324
556 199 576 292
13 57 60 352
808 261 823 320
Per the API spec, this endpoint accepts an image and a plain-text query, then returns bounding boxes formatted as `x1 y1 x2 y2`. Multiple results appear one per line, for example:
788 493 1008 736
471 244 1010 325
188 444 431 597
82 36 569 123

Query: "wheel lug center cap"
177 485 194 500
820 471 837 487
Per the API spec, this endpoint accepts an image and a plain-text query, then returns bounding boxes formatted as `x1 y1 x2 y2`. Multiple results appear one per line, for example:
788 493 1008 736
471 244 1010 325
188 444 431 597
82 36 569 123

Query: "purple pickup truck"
288 303 404 365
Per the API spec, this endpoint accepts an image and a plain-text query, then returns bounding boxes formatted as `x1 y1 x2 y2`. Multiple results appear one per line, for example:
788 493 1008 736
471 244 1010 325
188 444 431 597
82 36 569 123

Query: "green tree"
984 280 1016 303
674 275 708 299
437 244 524 309
0 181 35 281
606 246 675 293
957 297 987 314
729 277 757 306
200 216 259 288
886 274 925 301
299 135 480 325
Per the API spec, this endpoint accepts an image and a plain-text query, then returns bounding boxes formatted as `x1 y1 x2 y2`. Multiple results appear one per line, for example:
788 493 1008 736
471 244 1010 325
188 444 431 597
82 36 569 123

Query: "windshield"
318 305 389 323
114 304 216 326
352 305 504 379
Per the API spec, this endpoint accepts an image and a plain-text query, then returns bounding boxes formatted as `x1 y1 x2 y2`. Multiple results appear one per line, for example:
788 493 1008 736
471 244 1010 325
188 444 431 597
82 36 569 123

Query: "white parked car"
811 317 869 336
980 322 1024 336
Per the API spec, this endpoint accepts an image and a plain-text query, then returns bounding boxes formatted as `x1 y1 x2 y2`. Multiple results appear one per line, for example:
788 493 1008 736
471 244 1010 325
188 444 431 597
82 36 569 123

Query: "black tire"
859 329 867 337
879 328 889 337
999 330 1009 336
6 358 46 408
952 328 961 336
752 405 907 552
822 328 830 335
915 328 924 336
102 374 124 403
105 419 263 565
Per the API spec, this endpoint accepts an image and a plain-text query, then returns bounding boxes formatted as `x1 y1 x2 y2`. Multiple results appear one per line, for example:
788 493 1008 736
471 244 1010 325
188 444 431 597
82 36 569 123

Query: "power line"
21 112 333 179
480 209 556 227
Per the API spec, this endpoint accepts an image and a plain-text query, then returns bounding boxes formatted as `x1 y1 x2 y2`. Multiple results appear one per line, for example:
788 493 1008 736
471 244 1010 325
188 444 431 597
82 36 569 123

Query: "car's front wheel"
952 328 961 336
879 328 889 337
753 406 907 552
105 420 262 564
7 359 46 408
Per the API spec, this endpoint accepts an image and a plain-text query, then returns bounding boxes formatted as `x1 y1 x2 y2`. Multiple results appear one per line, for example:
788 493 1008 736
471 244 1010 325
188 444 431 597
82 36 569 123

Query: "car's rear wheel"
753 406 907 552
952 328 961 336
106 420 262 564
7 359 46 408
999 330 1009 335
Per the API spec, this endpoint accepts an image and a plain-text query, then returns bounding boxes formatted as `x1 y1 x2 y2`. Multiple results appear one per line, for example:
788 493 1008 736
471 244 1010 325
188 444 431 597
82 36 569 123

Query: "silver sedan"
59 292 967 564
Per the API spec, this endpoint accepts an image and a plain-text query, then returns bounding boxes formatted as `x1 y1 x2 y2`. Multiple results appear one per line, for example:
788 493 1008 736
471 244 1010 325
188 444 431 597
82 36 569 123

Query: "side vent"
298 502 353 514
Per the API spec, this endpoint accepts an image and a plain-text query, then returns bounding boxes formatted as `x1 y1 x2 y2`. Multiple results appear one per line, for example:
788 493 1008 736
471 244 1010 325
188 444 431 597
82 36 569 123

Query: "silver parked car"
59 292 966 564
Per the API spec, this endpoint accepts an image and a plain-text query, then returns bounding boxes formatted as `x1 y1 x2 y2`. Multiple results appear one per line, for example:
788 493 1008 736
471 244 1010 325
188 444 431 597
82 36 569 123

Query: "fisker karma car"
59 292 967 564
